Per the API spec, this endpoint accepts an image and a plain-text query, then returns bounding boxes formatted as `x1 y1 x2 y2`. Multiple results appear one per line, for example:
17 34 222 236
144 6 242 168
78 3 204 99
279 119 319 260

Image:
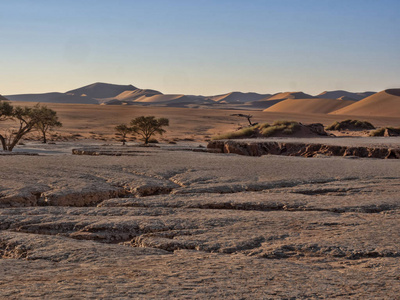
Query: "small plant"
114 124 132 145
326 119 375 131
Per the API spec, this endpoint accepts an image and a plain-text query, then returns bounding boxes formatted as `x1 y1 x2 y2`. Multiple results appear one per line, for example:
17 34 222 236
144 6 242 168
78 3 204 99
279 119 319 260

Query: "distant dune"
99 89 163 104
5 92 99 104
264 98 356 114
267 92 313 101
0 94 8 101
209 92 270 103
317 90 375 101
67 82 137 99
331 89 400 117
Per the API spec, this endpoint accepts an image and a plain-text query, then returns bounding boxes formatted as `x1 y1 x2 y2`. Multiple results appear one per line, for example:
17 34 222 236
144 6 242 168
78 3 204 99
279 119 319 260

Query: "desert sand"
317 90 375 101
1 142 400 298
263 98 356 114
209 92 270 103
331 89 400 117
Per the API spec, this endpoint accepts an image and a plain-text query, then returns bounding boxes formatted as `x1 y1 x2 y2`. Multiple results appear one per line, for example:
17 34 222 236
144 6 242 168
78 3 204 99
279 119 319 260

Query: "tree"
34 105 62 143
114 124 132 145
130 116 169 145
0 102 59 151
231 114 258 126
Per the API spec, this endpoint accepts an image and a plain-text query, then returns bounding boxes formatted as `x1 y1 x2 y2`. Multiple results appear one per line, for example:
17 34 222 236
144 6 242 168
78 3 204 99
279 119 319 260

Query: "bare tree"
114 124 132 145
230 114 257 126
130 116 169 145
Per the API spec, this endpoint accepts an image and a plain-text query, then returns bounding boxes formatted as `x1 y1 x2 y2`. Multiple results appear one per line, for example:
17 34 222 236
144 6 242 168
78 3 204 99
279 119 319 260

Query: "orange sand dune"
264 98 355 114
67 82 137 99
317 90 375 101
331 89 400 117
209 92 270 103
267 91 313 101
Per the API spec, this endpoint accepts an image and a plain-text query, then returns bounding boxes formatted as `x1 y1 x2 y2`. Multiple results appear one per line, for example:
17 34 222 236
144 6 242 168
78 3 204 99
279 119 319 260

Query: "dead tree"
230 114 257 126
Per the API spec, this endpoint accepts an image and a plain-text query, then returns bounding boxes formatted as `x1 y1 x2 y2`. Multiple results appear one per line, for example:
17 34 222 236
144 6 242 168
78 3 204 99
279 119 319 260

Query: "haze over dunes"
264 98 356 114
317 90 376 101
331 89 400 117
5 82 400 117
209 92 270 103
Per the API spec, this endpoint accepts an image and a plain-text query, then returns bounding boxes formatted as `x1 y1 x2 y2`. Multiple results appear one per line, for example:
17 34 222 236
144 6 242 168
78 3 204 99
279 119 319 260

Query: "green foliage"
130 116 169 144
0 101 13 121
211 127 256 140
114 124 132 145
212 120 302 140
0 102 61 150
370 127 400 136
33 104 62 143
261 121 300 137
326 119 375 131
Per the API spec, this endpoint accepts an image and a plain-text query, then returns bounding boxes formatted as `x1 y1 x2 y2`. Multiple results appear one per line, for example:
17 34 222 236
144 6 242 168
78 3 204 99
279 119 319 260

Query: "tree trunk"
0 135 6 151
43 130 47 143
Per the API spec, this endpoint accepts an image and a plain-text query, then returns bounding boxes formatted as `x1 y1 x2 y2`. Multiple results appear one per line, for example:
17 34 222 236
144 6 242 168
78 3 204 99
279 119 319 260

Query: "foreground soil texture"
1 143 400 299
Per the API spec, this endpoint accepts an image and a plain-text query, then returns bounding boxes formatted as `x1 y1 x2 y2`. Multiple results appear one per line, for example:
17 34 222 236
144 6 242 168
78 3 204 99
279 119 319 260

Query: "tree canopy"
130 116 169 144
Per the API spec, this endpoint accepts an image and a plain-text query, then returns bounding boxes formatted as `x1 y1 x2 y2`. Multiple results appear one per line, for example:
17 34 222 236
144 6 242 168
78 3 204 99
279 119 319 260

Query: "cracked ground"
1 147 400 299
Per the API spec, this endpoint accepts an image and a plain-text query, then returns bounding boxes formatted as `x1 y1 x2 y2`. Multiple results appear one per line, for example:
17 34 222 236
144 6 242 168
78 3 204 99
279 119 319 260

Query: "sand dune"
209 92 270 103
267 91 313 101
5 92 99 104
264 98 356 114
99 89 162 104
331 89 400 117
67 82 137 99
317 90 375 101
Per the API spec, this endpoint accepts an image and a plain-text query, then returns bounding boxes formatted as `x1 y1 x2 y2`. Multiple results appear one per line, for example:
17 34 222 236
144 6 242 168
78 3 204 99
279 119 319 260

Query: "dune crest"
331 89 400 117
209 92 270 103
317 90 375 101
264 98 355 114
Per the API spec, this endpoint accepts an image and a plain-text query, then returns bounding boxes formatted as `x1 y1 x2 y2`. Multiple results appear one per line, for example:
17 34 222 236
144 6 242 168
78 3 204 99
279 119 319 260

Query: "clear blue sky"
1 0 399 95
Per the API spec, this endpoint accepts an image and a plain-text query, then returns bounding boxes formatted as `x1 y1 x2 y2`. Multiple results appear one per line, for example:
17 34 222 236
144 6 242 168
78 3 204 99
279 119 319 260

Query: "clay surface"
1 144 400 298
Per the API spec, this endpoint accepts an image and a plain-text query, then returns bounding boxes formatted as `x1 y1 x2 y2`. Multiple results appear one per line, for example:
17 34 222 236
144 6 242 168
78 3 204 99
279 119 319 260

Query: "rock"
207 140 400 159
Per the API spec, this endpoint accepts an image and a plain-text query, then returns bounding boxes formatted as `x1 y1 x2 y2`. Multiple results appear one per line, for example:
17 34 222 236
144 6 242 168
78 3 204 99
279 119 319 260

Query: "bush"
370 127 400 136
261 121 300 137
211 127 256 140
211 120 302 140
326 119 375 131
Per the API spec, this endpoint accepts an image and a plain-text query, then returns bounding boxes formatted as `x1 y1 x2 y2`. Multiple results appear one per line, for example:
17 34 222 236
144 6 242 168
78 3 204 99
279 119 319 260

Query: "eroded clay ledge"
207 140 400 159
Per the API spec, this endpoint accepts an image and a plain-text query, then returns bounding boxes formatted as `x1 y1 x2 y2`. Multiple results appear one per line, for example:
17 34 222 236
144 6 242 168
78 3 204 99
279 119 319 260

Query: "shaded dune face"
330 88 400 117
386 89 400 97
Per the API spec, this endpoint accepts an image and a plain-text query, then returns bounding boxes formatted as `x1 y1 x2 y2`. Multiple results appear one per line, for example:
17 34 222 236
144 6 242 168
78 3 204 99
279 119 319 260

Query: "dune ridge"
264 98 356 114
317 90 375 101
209 92 270 103
331 89 400 117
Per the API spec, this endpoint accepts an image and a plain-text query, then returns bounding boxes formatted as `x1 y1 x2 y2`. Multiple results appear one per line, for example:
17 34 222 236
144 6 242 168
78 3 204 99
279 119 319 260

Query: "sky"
1 0 399 96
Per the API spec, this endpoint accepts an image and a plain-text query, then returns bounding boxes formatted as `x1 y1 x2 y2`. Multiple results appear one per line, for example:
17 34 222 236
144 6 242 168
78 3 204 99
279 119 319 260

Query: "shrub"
370 127 400 136
211 127 256 140
261 121 300 137
326 119 375 131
